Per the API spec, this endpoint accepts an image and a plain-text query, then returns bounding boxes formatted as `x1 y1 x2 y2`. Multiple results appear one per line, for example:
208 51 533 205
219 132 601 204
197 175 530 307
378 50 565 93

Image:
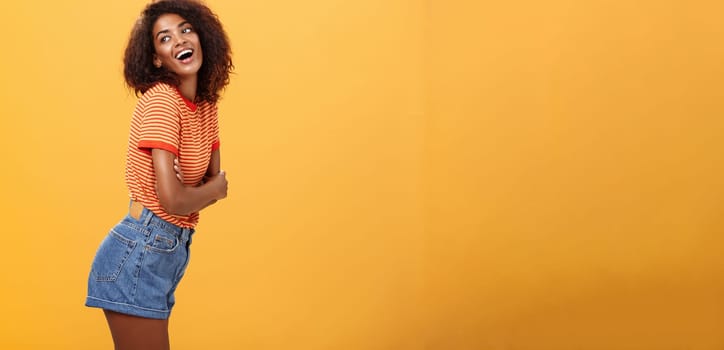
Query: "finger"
174 166 183 180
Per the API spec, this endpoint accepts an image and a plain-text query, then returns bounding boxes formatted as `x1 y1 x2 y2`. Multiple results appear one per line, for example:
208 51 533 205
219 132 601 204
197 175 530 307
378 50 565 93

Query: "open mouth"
175 49 193 60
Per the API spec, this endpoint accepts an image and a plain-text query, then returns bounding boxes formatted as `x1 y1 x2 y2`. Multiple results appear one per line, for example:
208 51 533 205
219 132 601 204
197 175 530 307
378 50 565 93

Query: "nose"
174 36 187 47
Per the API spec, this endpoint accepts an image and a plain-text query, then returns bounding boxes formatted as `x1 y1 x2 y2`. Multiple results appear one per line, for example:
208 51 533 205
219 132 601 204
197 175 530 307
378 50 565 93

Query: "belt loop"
142 208 154 226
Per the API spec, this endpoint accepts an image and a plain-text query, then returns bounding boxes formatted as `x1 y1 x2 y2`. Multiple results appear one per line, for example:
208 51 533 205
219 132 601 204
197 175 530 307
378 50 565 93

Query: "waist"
126 193 199 228
128 200 194 238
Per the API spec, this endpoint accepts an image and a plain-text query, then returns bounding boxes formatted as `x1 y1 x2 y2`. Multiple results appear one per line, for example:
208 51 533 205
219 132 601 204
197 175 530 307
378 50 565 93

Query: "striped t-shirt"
125 83 220 228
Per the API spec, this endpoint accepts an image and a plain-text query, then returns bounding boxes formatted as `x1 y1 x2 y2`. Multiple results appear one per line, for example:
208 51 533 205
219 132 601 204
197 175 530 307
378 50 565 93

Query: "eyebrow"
155 21 191 40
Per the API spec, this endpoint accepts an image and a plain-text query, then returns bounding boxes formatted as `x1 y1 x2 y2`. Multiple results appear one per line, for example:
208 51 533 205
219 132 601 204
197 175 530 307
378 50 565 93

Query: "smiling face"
152 13 203 80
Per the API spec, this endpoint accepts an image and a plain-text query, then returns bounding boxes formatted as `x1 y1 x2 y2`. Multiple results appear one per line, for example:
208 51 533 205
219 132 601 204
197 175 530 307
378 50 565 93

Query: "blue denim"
86 204 194 319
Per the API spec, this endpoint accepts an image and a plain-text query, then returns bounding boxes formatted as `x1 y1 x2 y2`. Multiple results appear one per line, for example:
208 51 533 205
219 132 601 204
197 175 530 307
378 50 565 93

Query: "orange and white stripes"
125 83 220 228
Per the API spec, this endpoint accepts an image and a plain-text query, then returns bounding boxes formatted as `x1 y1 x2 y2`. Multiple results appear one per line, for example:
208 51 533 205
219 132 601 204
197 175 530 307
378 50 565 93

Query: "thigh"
104 310 170 350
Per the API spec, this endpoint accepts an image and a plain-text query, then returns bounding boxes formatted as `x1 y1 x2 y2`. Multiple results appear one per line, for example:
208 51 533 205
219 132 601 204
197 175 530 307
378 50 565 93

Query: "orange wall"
0 0 722 349
424 0 724 348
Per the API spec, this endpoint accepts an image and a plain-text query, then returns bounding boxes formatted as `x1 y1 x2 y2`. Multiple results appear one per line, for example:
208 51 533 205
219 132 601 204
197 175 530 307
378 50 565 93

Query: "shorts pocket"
91 229 137 282
147 229 180 254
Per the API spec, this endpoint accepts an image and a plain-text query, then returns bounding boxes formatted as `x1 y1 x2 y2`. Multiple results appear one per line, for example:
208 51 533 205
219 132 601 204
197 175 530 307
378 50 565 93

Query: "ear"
153 55 162 68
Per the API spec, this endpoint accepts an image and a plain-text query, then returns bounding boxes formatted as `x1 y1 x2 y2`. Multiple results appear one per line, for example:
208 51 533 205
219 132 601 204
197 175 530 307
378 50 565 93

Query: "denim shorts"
85 204 194 319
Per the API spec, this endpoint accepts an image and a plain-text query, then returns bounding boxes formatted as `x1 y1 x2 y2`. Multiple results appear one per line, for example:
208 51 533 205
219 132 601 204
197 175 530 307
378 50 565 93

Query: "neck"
177 75 198 102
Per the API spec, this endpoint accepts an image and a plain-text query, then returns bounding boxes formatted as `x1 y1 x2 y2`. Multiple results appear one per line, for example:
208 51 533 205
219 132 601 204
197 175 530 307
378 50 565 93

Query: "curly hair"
124 0 233 103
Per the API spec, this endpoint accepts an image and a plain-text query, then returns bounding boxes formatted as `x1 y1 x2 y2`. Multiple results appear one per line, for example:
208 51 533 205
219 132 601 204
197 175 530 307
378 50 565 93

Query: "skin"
105 310 170 350
105 13 227 349
152 13 203 102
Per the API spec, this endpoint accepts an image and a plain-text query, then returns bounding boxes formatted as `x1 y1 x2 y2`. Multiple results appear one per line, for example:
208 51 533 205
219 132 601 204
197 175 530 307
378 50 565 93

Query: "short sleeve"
137 89 181 156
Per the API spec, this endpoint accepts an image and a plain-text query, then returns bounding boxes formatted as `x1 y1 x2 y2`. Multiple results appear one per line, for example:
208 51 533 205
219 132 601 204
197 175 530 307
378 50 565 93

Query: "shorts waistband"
128 200 193 239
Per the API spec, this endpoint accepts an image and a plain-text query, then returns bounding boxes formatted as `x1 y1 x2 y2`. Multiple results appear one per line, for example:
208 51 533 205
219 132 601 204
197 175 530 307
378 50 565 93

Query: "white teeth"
175 49 193 59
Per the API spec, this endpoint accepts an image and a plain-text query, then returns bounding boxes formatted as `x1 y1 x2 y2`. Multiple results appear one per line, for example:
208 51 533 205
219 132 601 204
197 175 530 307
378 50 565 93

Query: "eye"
160 35 171 43
182 27 193 34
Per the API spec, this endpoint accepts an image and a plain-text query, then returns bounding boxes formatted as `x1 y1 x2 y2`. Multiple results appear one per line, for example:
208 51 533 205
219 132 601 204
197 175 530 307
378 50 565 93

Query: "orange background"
0 0 722 349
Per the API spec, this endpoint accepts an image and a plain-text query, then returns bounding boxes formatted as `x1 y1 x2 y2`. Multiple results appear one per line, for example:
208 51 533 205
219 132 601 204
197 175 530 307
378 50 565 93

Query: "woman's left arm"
173 149 220 185
206 149 221 178
173 149 222 210
198 149 221 210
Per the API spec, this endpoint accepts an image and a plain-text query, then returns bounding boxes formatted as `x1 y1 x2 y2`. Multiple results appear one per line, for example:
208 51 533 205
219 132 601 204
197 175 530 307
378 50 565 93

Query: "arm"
153 149 227 216
198 149 221 210
205 149 221 178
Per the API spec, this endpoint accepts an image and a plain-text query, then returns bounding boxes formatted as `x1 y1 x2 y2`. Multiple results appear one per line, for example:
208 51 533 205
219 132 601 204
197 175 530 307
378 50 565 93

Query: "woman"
85 1 232 348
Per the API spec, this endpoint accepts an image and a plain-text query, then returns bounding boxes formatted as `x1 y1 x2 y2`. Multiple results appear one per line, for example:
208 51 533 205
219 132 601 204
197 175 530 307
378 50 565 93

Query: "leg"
104 310 170 350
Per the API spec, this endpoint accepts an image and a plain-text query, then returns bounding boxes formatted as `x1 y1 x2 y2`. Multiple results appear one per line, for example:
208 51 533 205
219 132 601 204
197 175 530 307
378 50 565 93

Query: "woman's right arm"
152 149 227 216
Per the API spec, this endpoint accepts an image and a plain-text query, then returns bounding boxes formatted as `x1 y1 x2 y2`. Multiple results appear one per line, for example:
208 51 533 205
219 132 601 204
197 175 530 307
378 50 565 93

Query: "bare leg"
104 310 170 350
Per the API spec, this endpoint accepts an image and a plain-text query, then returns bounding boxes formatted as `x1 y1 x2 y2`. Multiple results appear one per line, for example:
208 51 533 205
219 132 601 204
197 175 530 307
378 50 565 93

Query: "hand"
173 158 184 183
205 170 228 200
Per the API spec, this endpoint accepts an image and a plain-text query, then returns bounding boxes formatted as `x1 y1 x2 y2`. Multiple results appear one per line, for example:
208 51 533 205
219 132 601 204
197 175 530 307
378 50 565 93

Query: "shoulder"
134 83 184 121
138 83 181 107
